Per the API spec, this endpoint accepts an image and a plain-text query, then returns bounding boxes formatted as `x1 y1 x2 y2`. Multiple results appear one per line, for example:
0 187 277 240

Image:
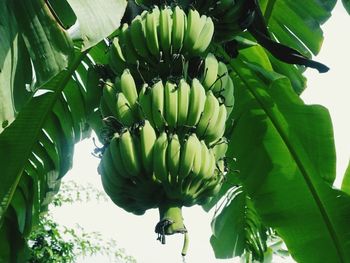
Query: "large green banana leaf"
213 52 350 262
207 1 338 259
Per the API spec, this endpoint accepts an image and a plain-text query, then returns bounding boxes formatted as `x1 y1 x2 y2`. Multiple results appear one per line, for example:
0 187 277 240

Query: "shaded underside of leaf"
210 187 267 260
11 0 74 86
0 1 33 133
66 0 127 50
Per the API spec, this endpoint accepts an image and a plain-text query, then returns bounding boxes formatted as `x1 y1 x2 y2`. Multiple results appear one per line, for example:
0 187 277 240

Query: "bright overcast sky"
52 2 350 263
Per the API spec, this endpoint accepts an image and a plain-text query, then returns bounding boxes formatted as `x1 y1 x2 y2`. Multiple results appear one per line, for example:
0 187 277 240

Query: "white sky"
52 3 350 263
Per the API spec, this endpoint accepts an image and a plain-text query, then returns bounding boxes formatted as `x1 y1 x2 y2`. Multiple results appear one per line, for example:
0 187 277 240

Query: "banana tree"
1 0 350 262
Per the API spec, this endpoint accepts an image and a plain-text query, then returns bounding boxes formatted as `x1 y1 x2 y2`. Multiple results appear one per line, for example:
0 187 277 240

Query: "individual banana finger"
138 83 154 125
183 9 206 54
177 78 190 128
212 61 229 94
164 80 178 129
145 7 160 59
171 6 186 54
191 16 214 54
178 133 200 182
159 6 173 55
115 92 136 126
153 131 169 183
119 130 142 176
196 91 220 139
151 80 166 131
205 103 227 144
140 120 157 175
186 78 206 127
201 53 219 91
119 69 139 117
109 37 126 75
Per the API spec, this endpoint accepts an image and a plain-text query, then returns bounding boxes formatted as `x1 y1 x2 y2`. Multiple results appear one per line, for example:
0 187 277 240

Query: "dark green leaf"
256 0 336 93
45 0 77 29
260 0 336 56
342 0 350 14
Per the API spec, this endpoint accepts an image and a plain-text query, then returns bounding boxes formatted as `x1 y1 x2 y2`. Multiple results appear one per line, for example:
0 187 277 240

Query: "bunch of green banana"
134 0 254 42
108 6 215 81
97 3 237 257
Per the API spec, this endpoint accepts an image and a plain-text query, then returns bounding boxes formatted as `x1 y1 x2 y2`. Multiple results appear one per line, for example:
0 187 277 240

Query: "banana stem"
155 204 187 245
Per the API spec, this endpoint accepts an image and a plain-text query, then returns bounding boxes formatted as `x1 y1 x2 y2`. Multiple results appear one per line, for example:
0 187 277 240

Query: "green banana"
211 138 228 161
102 80 116 113
205 103 227 144
100 98 114 118
119 130 142 176
153 131 169 183
191 16 214 54
115 92 135 126
178 133 200 181
119 23 139 65
129 14 153 61
176 78 190 128
212 61 229 94
171 6 186 54
109 135 134 178
145 6 160 59
201 53 219 91
191 137 202 175
186 78 206 127
198 140 211 179
151 80 166 131
164 80 178 129
196 90 220 139
182 146 216 199
167 134 181 184
183 9 204 53
120 69 138 115
221 76 235 118
109 37 126 75
99 153 117 198
159 6 173 55
138 84 154 126
140 120 157 175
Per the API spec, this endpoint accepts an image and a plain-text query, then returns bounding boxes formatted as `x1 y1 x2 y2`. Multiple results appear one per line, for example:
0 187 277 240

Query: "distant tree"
27 181 136 263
